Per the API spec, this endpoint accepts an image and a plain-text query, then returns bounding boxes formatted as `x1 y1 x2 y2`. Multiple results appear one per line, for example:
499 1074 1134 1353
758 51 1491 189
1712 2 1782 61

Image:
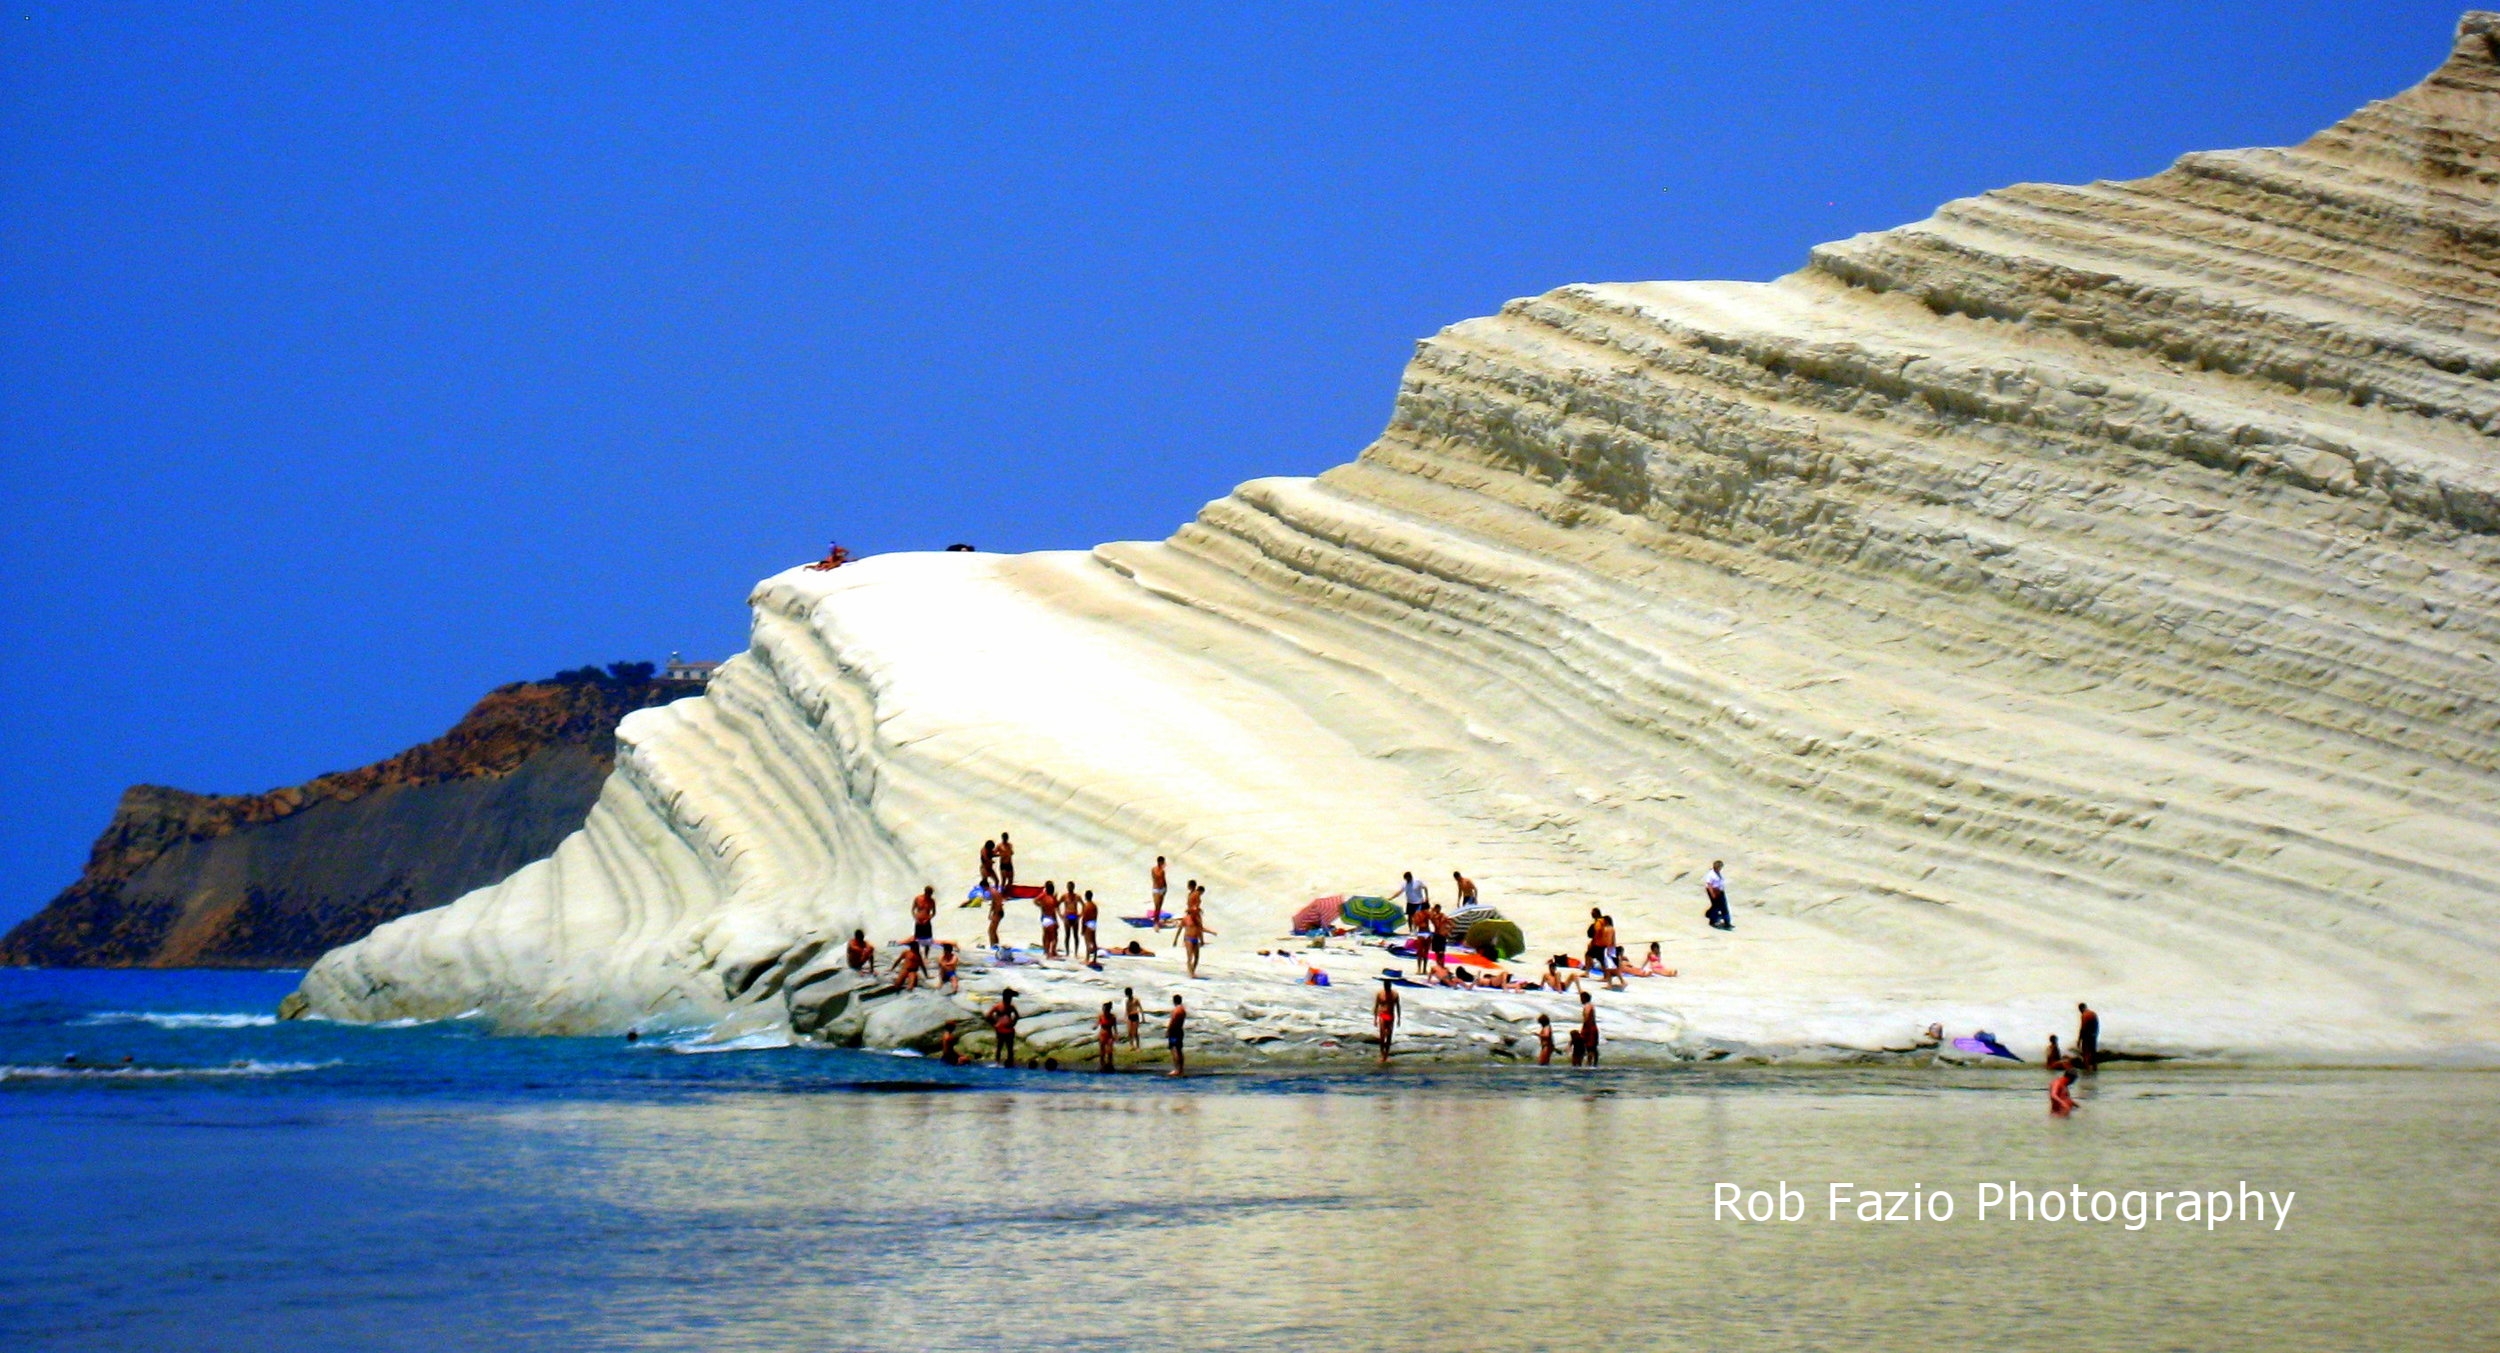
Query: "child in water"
2049 1069 2080 1117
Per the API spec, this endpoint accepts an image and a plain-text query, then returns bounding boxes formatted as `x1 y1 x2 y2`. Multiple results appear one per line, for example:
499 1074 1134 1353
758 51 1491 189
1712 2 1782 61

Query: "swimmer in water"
2049 1068 2080 1117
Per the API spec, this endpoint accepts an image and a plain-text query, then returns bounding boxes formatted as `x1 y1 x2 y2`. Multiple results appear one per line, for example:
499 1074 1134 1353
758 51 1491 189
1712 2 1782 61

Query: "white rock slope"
300 15 2500 1061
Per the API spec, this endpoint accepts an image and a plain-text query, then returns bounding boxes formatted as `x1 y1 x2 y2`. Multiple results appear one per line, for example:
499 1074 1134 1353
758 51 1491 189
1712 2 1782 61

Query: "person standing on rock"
1578 991 1601 1069
1166 993 1189 1077
1178 897 1213 979
911 885 938 962
1536 1013 1556 1065
2075 1002 2100 1072
1124 987 1143 1049
1374 975 1402 1065
1081 890 1101 961
988 988 1021 1067
1096 1001 1118 1072
1399 871 1429 932
1703 860 1732 930
986 884 1005 949
1150 856 1170 928
1037 882 1061 959
980 838 1000 893
997 832 1016 891
1452 870 1478 911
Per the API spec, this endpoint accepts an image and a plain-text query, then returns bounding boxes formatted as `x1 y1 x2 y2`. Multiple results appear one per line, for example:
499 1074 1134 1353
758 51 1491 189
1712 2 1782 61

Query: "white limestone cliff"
296 14 2500 1062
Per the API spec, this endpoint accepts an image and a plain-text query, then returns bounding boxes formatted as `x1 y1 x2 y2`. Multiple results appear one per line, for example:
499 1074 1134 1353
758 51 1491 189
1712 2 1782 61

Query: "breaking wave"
76 1010 280 1030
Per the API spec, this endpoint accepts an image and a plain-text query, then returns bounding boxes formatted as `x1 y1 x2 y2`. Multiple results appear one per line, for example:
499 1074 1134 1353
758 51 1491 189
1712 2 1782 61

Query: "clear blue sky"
0 2 2470 928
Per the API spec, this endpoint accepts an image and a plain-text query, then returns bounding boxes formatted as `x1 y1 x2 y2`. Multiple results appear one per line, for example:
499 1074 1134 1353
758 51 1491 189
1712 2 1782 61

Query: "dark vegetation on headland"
0 664 706 969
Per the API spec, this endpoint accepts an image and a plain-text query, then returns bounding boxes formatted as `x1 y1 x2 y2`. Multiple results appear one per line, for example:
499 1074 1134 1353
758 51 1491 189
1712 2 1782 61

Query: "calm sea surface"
2 968 2493 1352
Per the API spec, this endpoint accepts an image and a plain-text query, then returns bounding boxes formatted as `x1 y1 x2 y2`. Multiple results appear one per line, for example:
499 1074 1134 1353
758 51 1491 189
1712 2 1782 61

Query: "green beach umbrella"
1464 917 1526 961
1340 895 1402 934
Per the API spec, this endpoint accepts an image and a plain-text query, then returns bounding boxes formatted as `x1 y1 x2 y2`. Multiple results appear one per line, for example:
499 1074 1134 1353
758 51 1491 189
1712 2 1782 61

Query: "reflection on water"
15 1066 2483 1351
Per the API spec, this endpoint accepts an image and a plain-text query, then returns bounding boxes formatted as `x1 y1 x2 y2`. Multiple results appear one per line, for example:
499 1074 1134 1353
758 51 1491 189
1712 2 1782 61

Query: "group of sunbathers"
961 836 1215 974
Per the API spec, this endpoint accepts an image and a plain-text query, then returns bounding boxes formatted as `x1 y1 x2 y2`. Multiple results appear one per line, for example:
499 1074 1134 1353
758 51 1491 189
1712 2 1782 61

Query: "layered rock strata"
298 16 2500 1062
3 671 699 967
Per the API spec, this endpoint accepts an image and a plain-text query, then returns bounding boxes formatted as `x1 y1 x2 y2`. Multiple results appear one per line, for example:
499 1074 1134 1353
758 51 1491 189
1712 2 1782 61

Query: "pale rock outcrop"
298 15 2500 1063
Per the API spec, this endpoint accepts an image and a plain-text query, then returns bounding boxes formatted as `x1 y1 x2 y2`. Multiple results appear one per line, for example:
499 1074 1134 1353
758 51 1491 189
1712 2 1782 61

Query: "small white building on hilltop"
663 652 720 684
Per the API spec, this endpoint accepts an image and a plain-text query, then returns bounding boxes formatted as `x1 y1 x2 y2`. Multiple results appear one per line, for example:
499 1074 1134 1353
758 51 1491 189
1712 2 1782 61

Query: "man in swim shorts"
997 832 1015 890
1124 987 1142 1049
910 885 937 961
844 928 875 973
1166 993 1188 1077
980 838 999 892
1150 856 1169 928
1452 870 1477 910
2075 1002 2100 1072
1080 890 1100 961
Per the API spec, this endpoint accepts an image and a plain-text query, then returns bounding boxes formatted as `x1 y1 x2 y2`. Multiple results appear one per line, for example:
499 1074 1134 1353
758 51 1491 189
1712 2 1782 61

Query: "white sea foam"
77 1010 280 1030
0 1059 337 1081
663 1029 794 1054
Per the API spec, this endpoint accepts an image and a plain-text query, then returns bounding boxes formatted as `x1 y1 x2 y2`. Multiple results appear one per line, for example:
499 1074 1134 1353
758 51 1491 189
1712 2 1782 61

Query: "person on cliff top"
980 839 1000 893
2049 1068 2080 1117
988 988 1020 1067
1124 987 1143 1049
1374 975 1402 1066
937 942 960 994
1703 860 1732 930
2075 1002 2100 1072
844 929 876 973
1037 881 1061 960
1165 993 1188 1077
910 885 938 961
1150 856 1169 927
1578 991 1601 1068
1096 1001 1118 1073
1536 1013 1556 1066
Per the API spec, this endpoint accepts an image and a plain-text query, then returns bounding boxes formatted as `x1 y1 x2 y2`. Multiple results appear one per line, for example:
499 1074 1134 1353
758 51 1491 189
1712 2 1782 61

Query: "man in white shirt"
1703 860 1732 930
1397 871 1430 929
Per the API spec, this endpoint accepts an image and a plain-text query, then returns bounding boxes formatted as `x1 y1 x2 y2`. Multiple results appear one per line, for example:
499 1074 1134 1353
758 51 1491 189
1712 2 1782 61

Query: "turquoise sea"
4 967 2495 1352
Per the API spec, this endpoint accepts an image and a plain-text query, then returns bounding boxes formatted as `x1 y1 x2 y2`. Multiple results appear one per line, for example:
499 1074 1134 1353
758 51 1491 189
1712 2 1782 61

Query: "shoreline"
689 938 2500 1073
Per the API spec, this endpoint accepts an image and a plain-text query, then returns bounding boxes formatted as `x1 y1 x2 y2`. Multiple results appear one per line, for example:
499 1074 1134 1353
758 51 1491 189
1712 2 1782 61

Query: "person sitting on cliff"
1631 941 1676 977
804 541 852 571
2043 1034 2071 1071
844 929 876 973
889 941 926 991
937 942 960 994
